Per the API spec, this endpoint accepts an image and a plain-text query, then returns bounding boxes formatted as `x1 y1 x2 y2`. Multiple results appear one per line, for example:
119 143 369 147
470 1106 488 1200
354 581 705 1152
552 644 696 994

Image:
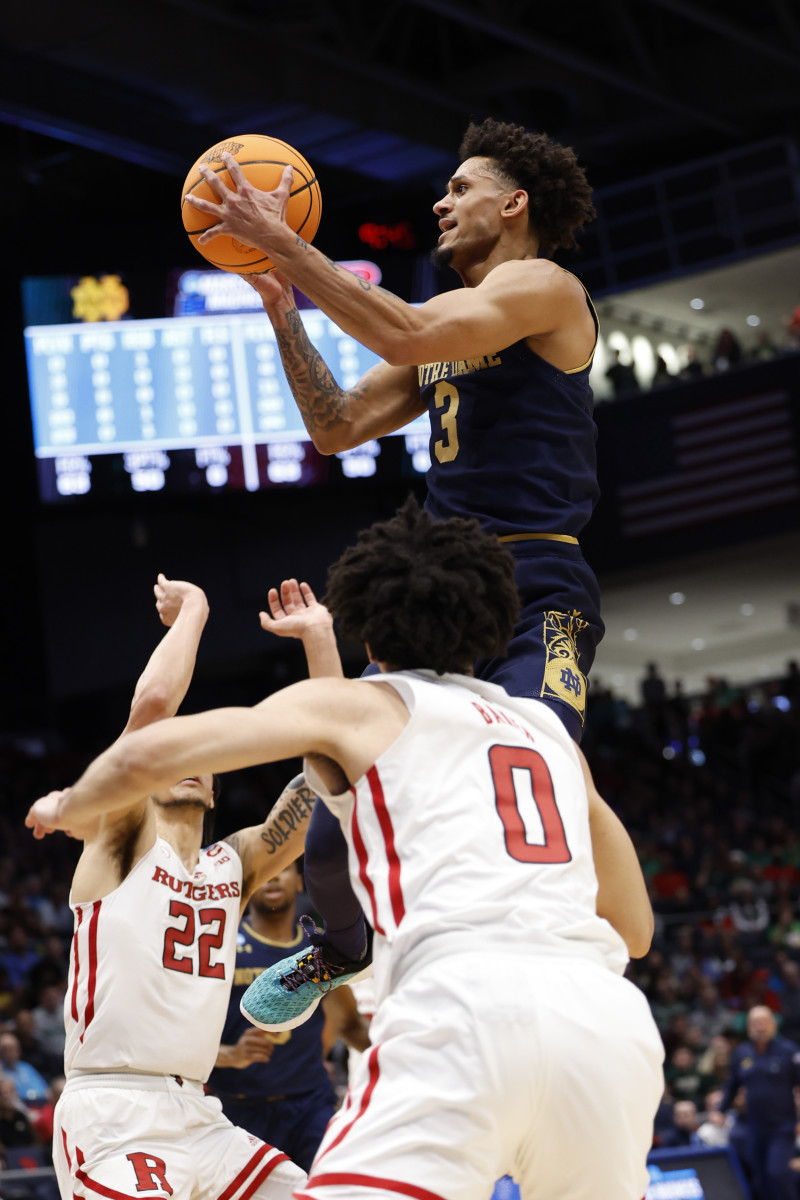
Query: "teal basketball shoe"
241 918 372 1032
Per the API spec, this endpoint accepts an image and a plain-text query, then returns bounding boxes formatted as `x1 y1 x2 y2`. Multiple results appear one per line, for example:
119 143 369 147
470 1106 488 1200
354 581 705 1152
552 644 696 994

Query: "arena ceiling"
3 0 800 252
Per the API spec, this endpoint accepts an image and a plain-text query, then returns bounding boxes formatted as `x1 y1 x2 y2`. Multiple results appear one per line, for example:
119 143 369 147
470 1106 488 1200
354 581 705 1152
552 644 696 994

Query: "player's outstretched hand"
154 574 209 628
25 789 73 840
259 579 332 641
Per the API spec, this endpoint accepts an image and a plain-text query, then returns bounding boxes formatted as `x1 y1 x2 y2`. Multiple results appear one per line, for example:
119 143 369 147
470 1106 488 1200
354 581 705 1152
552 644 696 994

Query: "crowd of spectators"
1 658 800 1195
603 308 800 399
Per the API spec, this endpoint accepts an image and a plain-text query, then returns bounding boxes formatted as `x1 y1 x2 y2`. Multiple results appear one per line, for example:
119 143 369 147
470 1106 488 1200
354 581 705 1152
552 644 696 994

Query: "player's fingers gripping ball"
181 134 322 275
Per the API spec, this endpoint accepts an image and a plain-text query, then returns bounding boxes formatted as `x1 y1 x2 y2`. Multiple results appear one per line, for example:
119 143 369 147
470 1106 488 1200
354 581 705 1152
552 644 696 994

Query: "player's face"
250 866 302 915
747 1007 776 1044
152 773 215 810
431 157 516 271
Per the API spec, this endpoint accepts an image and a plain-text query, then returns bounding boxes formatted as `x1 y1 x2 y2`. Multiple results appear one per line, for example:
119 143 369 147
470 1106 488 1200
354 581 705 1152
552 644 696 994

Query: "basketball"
181 134 322 274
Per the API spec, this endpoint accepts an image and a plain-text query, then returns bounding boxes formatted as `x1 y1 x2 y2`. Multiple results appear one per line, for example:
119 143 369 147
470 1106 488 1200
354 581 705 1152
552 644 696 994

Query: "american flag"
617 390 800 538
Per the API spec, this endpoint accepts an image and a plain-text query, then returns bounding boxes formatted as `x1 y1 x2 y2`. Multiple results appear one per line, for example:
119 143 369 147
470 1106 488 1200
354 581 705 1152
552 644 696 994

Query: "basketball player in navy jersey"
209 865 370 1171
185 118 603 1007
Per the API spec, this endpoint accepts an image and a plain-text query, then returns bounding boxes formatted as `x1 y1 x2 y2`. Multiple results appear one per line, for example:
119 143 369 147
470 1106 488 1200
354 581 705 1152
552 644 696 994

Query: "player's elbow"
625 910 656 959
372 308 431 366
107 737 160 798
128 687 173 730
379 329 428 367
309 428 359 455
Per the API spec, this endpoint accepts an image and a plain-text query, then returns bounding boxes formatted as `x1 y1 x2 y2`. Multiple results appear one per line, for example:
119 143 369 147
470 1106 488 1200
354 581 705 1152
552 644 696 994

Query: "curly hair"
459 117 595 255
323 496 520 676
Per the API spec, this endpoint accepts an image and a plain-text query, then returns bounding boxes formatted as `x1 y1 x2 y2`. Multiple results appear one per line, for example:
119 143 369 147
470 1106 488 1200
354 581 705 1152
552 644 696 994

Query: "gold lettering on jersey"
417 352 502 387
234 966 265 986
152 865 241 900
471 701 536 744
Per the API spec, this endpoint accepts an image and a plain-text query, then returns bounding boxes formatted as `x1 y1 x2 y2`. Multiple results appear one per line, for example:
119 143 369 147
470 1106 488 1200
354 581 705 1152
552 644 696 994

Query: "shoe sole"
240 993 323 1032
239 963 374 1033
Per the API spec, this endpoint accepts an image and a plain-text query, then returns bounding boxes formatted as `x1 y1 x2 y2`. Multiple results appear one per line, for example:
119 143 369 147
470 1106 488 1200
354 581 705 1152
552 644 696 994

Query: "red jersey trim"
75 1147 141 1200
350 790 385 937
80 901 102 1042
316 1045 380 1165
238 1152 290 1200
71 907 83 1022
365 766 405 928
299 1174 448 1200
217 1143 286 1200
61 1128 72 1171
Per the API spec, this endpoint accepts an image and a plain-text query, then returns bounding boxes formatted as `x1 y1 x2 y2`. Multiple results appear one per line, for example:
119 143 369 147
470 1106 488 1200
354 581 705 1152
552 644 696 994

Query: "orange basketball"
181 134 322 274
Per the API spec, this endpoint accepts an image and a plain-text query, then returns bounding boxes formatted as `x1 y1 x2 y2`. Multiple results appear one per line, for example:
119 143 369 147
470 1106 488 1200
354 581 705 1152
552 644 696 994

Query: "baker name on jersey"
471 700 536 745
417 353 502 387
152 866 241 901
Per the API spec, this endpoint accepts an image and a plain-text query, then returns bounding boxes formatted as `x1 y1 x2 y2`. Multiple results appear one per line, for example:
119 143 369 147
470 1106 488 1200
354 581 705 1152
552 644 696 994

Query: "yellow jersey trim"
562 275 599 374
241 920 305 949
498 533 579 544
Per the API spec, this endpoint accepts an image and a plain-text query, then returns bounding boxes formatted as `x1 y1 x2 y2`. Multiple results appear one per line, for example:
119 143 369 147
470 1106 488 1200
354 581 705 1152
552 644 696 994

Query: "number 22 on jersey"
162 901 227 978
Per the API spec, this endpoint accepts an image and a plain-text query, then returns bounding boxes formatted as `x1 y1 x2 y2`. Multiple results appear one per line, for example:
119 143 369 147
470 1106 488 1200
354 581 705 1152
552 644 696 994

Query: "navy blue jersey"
420 293 599 541
208 919 330 1101
720 1036 800 1128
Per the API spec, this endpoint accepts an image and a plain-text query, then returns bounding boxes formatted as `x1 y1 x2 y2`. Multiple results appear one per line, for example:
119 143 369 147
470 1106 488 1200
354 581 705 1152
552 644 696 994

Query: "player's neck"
155 811 204 872
246 908 297 943
457 237 540 287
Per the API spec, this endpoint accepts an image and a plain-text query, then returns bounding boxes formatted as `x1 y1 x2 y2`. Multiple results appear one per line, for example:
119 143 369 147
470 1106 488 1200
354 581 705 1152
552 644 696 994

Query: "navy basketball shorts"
474 541 604 743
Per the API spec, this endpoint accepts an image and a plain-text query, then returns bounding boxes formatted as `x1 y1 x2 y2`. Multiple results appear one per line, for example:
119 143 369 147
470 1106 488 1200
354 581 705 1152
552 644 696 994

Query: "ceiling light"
669 592 686 605
740 603 755 616
623 628 638 641
691 638 706 650
746 315 760 327
690 298 705 310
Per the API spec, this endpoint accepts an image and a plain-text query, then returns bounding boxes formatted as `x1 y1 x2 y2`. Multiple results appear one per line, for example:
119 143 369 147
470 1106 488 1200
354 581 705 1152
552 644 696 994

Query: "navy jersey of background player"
419 292 602 738
208 919 336 1172
719 1033 800 1129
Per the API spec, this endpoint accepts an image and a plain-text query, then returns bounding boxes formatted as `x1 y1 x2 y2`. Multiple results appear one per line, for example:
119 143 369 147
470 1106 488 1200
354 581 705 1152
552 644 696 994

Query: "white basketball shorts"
54 1073 306 1200
295 952 664 1200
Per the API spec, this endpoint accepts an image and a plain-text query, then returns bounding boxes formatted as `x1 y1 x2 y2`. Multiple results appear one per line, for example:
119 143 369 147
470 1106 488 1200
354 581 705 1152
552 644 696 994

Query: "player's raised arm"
249 273 423 454
227 774 320 915
124 574 210 733
258 579 343 679
188 155 592 372
26 678 409 853
26 577 210 877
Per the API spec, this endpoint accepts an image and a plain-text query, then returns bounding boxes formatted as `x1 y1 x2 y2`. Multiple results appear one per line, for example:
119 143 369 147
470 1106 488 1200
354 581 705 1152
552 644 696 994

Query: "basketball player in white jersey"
28 574 310 1200
28 502 664 1200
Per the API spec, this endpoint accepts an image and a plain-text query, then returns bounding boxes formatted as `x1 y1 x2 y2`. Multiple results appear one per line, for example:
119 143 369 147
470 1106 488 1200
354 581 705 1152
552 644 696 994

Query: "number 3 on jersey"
162 900 227 978
433 381 460 462
490 745 572 864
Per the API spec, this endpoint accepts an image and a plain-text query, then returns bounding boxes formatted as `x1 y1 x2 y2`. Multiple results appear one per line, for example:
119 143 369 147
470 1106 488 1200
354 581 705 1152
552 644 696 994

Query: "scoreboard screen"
22 269 431 502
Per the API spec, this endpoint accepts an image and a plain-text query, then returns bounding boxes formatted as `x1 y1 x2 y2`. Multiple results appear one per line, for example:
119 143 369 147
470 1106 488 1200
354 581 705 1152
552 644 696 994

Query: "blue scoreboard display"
22 269 431 502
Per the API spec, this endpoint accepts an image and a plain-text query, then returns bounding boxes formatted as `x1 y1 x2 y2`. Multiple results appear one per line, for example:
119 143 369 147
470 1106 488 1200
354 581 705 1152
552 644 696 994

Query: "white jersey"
65 836 243 1081
305 671 628 1003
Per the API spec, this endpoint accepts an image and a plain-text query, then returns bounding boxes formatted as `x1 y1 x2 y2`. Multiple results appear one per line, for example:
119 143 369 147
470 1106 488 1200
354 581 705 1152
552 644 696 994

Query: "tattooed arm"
251 272 423 454
228 774 318 916
188 157 594 370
